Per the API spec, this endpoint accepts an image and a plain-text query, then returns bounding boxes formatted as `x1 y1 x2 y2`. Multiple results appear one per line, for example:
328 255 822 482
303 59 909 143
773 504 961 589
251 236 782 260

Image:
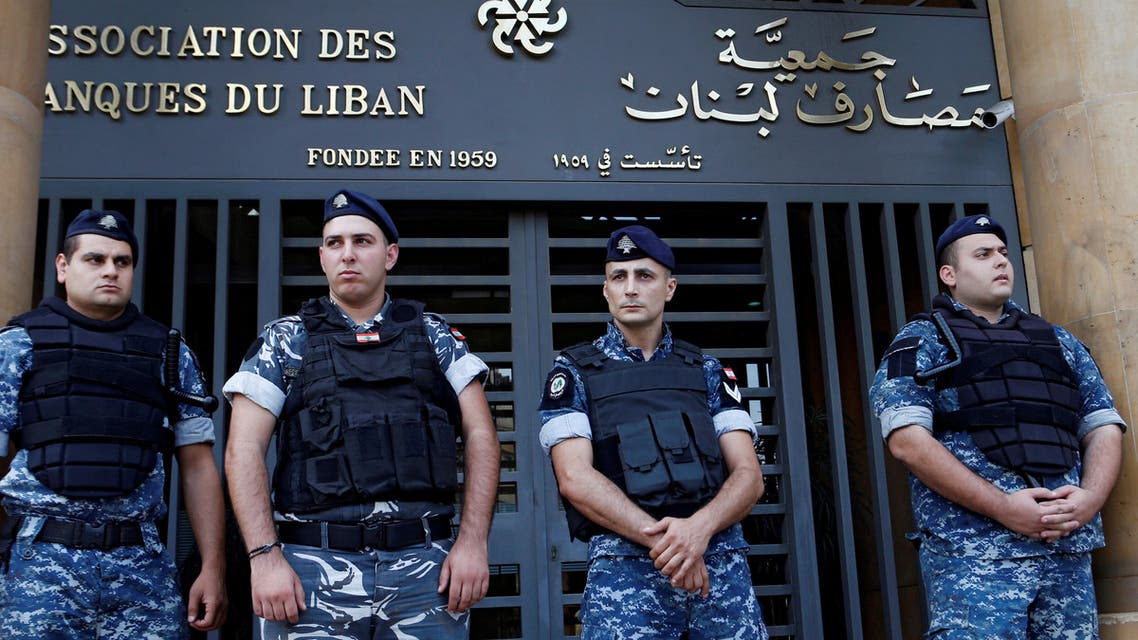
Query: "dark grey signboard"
42 0 1008 187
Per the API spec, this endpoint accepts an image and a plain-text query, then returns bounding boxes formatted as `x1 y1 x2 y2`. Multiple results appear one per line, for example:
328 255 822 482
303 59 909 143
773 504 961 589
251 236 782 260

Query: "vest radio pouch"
617 418 669 506
616 411 723 508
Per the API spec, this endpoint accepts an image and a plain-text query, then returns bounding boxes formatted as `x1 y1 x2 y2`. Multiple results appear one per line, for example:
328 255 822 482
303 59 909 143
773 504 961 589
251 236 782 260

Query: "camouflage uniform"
0 319 215 640
540 322 768 640
224 295 487 640
870 297 1126 639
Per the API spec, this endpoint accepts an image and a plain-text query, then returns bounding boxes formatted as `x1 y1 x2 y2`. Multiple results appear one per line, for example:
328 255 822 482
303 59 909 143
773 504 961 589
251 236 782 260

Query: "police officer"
540 225 768 639
870 215 1125 638
0 209 228 638
224 190 500 639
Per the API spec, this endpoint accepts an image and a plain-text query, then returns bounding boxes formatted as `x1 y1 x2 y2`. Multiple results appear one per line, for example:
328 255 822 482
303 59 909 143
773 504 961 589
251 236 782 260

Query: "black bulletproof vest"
9 297 174 498
560 339 725 541
274 297 462 513
922 295 1082 477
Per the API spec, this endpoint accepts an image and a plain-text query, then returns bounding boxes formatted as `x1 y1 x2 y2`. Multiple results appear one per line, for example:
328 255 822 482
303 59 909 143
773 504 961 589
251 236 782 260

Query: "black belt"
278 515 452 552
32 517 144 550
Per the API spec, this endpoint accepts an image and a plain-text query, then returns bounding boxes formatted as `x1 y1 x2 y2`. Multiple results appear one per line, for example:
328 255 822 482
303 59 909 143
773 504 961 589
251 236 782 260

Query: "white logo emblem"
332 193 350 209
478 0 567 57
976 216 991 227
616 234 638 255
548 372 568 399
723 380 742 404
97 215 118 230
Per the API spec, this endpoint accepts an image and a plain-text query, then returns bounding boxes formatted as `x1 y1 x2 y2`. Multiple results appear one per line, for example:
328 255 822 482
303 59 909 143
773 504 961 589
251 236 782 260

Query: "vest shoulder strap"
562 342 606 369
671 339 703 366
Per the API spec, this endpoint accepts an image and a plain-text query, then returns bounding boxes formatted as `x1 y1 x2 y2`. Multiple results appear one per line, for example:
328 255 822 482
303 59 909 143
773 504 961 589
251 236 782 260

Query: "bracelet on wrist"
247 540 283 560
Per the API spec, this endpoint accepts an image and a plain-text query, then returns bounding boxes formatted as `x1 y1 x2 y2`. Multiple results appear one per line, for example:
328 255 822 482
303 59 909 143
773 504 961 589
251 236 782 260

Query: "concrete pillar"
0 0 50 321
0 0 49 521
998 1 1138 637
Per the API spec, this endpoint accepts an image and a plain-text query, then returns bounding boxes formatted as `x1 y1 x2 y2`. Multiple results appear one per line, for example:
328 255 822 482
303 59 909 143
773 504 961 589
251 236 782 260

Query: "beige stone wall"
0 0 51 504
0 0 50 321
996 1 1138 636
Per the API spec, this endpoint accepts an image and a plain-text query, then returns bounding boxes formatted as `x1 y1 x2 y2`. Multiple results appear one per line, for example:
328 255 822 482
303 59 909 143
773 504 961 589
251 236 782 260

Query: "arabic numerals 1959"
553 153 590 170
449 150 497 169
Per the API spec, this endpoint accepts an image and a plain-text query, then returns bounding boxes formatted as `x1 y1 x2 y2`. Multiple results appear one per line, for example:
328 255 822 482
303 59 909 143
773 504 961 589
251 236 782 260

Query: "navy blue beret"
324 190 399 243
65 209 139 260
606 225 675 271
935 214 1007 261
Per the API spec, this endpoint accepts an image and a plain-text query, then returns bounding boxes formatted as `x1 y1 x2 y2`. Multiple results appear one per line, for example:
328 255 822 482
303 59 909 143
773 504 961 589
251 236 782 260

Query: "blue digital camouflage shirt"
539 321 756 558
222 294 488 524
870 297 1126 559
0 305 215 524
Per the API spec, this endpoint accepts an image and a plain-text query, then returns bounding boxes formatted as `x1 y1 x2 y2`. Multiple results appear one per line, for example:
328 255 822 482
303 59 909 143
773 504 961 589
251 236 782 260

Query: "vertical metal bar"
257 199 282 327
845 205 903 640
212 201 231 472
42 199 61 298
914 202 937 303
880 204 907 333
171 199 189 328
807 203 863 639
766 202 822 639
508 210 547 640
131 199 146 308
165 198 189 555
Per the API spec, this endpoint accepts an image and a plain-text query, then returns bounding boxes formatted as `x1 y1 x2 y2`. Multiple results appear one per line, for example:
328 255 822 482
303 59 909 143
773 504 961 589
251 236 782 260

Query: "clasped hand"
642 516 713 598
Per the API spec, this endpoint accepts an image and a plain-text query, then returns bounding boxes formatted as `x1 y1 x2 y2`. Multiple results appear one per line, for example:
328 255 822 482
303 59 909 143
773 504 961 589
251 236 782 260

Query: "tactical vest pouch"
295 400 352 502
305 453 352 501
425 406 459 493
616 419 669 505
331 339 414 385
389 412 436 492
651 412 705 497
296 400 342 454
689 417 725 488
343 412 398 496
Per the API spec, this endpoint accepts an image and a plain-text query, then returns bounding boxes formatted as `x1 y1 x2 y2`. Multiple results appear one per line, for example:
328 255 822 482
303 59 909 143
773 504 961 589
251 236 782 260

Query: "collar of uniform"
326 293 392 332
601 320 674 362
946 295 1023 324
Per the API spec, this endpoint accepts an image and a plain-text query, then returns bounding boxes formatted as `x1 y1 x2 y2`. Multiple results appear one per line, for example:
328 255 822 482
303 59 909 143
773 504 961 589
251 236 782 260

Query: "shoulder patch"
540 366 575 411
882 336 921 379
719 367 743 408
449 327 466 341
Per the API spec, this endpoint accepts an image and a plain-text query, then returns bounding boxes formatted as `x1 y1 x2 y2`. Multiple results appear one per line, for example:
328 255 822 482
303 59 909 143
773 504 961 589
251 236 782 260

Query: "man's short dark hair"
937 243 959 269
61 236 80 261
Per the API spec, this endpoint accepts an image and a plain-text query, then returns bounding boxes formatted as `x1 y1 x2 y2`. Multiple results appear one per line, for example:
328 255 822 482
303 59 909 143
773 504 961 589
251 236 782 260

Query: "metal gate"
32 183 1021 639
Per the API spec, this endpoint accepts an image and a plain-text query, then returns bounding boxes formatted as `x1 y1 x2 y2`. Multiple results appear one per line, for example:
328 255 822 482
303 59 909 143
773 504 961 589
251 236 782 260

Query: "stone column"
0 0 50 518
0 0 50 321
998 1 1138 637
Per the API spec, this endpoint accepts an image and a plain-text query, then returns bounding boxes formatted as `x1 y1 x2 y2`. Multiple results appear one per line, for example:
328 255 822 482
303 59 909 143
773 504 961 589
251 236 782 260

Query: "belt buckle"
361 518 385 550
77 522 107 549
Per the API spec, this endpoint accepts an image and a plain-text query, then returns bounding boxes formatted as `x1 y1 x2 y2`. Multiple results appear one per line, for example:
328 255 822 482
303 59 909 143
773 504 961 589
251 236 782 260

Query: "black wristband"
247 540 283 560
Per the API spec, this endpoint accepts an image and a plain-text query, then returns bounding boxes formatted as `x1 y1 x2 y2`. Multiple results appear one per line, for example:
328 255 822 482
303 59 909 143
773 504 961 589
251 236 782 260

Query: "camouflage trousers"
258 537 468 640
920 548 1098 639
0 519 186 640
579 548 768 640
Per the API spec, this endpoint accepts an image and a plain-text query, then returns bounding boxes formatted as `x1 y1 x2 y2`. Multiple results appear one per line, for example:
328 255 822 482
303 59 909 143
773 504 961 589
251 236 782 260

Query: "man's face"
939 233 1014 310
602 257 676 332
319 214 398 306
56 234 134 321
